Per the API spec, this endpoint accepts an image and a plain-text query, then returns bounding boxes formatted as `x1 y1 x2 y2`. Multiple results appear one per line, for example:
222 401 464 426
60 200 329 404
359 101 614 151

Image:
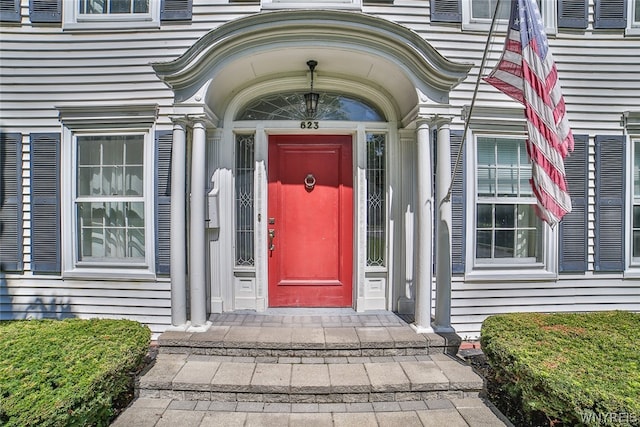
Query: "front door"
268 135 353 307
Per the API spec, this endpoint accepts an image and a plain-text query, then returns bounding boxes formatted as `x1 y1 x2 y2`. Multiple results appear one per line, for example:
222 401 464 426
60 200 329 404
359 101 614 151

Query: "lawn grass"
481 311 640 427
0 318 151 427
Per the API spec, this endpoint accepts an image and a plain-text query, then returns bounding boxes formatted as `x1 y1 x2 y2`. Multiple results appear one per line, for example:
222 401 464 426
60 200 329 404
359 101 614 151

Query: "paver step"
138 353 483 403
158 325 461 356
112 397 509 427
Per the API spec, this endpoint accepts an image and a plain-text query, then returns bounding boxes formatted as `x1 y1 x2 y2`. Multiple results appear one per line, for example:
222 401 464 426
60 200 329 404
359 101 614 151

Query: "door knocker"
304 173 316 191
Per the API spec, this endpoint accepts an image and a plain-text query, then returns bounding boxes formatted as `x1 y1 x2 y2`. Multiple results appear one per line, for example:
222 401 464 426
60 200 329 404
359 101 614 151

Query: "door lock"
268 229 276 251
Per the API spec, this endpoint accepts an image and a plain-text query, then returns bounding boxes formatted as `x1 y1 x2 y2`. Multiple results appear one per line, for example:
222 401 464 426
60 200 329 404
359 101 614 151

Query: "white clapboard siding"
451 280 640 339
1 0 639 338
1 279 171 335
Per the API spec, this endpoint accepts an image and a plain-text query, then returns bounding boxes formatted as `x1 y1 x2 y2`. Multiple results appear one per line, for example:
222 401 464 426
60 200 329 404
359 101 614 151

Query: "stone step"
157 325 461 356
137 353 484 403
112 397 509 427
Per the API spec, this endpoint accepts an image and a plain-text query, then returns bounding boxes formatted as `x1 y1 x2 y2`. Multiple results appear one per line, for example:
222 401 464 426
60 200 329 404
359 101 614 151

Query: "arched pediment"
151 10 472 120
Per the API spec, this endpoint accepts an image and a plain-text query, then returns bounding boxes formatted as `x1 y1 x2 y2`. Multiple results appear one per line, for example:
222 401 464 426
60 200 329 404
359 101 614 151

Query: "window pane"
477 204 493 228
494 230 515 258
476 230 492 258
472 0 509 20
477 143 495 166
126 202 144 227
134 0 149 13
497 168 518 196
111 0 132 13
636 0 640 22
81 0 106 14
635 141 640 197
517 204 537 228
477 167 495 197
125 166 143 196
634 231 640 258
495 204 515 228
235 134 255 266
496 140 518 166
367 133 386 267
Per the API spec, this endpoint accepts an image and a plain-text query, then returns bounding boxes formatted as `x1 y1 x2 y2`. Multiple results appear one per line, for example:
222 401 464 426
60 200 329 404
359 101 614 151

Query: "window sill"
464 268 557 282
625 27 640 36
63 268 157 281
623 268 640 279
63 21 160 31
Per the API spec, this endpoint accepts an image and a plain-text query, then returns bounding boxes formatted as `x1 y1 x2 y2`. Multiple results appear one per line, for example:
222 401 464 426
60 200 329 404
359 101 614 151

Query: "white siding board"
2 0 639 338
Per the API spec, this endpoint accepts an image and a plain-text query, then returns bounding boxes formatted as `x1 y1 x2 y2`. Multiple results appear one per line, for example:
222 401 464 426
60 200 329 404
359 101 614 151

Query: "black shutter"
431 0 462 23
160 0 192 22
29 0 61 23
559 134 588 273
558 0 588 29
594 0 627 29
0 133 23 272
0 0 20 22
155 131 173 275
31 133 61 274
450 130 465 273
594 135 625 272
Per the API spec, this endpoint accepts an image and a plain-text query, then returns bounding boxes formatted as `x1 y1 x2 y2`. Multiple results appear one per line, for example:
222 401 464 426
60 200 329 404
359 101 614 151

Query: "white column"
434 117 455 333
414 119 434 333
170 119 187 326
189 119 207 326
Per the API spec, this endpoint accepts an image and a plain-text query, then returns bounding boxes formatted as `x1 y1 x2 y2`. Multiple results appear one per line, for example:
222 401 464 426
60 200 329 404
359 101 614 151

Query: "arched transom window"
236 92 385 121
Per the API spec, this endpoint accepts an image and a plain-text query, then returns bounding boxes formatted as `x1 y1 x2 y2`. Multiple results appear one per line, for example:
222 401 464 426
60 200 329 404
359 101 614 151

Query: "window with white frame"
64 0 160 28
633 139 640 262
79 0 149 14
75 135 146 263
475 136 543 264
462 0 555 33
631 0 640 29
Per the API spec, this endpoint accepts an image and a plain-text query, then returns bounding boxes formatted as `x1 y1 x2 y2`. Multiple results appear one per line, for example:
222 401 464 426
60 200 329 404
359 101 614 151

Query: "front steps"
156 324 461 357
115 313 511 426
139 315 483 405
138 352 484 404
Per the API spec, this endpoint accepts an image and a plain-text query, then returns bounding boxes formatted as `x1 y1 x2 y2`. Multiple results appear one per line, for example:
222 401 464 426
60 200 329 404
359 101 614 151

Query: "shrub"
0 318 151 427
480 311 640 427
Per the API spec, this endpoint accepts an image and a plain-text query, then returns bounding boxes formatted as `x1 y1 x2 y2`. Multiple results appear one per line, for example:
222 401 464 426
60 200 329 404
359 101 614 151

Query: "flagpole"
442 0 504 206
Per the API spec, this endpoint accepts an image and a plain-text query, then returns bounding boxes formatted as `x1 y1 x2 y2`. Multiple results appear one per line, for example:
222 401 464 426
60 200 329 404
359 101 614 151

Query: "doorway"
267 135 353 307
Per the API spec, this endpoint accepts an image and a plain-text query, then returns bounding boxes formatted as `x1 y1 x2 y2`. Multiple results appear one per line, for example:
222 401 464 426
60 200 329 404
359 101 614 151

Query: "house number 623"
300 121 319 129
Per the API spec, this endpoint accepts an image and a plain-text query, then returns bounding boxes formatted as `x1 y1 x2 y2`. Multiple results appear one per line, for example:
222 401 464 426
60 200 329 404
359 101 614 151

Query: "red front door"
268 135 353 307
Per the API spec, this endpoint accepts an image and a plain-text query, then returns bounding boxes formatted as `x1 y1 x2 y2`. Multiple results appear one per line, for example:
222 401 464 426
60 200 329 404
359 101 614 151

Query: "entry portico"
152 10 472 333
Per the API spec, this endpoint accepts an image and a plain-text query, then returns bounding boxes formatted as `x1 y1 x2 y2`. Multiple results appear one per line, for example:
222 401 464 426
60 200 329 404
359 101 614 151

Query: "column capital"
169 115 189 127
425 114 453 127
187 113 217 129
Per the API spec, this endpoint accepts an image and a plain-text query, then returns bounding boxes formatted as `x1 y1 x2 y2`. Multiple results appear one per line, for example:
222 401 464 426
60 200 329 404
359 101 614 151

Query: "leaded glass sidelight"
236 92 385 121
235 134 255 266
366 133 386 266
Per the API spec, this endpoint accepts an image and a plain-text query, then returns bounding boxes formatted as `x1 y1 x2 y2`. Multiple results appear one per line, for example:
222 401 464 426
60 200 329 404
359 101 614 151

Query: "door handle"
268 229 276 251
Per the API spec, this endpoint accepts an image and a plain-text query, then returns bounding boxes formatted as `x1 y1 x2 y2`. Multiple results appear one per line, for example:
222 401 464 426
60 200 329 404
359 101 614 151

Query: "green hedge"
481 311 640 427
0 318 151 427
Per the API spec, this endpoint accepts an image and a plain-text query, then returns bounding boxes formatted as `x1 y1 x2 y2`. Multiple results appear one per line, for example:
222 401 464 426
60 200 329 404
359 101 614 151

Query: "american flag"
484 0 574 226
